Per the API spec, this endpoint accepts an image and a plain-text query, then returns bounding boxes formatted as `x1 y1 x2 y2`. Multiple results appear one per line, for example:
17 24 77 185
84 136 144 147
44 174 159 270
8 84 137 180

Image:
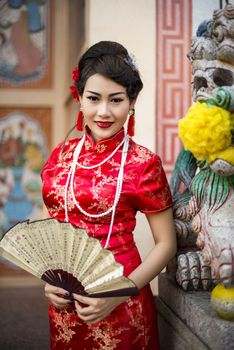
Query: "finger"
45 284 69 297
74 301 97 316
72 294 90 302
52 293 70 304
49 298 71 310
52 302 67 310
75 307 101 323
46 292 71 307
44 283 68 294
73 294 100 305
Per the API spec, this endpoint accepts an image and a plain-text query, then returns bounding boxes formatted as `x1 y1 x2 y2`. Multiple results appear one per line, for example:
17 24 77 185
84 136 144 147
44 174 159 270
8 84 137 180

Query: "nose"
97 102 110 118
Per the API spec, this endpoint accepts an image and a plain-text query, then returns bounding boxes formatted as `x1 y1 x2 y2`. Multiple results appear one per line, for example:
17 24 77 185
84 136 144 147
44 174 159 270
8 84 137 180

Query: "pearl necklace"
76 136 125 169
64 133 129 248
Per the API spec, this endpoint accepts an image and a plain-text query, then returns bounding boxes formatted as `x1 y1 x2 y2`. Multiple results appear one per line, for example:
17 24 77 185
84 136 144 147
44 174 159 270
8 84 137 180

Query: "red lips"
95 121 114 129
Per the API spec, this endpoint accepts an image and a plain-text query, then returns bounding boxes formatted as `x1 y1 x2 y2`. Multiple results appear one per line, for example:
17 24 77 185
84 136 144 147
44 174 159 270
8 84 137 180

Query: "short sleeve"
135 154 172 213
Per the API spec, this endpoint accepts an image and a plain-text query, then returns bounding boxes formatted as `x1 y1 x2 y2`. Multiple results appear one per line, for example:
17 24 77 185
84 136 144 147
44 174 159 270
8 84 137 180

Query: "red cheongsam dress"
41 128 172 350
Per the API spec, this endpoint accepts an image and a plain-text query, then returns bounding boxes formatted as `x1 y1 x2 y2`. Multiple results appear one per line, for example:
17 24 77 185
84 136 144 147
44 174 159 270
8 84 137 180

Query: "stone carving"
170 4 234 316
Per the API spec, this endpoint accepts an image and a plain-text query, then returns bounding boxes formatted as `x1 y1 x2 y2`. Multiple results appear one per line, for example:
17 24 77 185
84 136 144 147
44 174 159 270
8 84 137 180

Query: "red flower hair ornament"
70 66 80 102
70 66 83 131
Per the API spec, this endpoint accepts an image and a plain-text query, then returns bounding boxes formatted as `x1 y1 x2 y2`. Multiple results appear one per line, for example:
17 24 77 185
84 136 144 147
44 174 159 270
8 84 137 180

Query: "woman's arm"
73 207 176 324
129 207 177 289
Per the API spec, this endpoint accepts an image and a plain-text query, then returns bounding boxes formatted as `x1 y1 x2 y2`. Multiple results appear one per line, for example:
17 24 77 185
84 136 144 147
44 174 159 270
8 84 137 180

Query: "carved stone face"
192 60 234 102
190 26 234 174
190 5 234 102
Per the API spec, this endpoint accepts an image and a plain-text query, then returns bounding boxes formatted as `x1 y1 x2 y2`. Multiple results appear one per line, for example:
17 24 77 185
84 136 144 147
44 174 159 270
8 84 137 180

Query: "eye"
111 98 124 103
213 24 225 43
87 95 99 102
193 76 208 91
213 68 234 86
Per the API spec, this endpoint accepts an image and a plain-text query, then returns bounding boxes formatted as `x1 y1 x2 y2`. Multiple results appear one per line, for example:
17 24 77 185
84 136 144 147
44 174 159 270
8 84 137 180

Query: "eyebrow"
86 90 126 97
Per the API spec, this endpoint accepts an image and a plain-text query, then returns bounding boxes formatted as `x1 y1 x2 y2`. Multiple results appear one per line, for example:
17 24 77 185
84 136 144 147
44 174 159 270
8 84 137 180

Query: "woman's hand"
73 294 128 324
44 283 71 309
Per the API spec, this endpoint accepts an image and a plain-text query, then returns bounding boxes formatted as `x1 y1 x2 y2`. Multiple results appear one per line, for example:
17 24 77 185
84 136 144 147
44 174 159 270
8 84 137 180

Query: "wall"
86 0 156 150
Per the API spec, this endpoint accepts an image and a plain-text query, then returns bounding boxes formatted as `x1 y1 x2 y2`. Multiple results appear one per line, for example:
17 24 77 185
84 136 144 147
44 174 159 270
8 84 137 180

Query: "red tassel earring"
77 110 83 131
127 109 135 137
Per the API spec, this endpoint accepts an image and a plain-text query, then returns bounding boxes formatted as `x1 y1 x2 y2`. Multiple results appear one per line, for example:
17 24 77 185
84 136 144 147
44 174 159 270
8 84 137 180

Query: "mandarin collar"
83 127 125 154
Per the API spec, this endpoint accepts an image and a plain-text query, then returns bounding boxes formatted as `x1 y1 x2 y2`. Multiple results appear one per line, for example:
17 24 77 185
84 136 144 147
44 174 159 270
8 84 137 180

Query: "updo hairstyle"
76 41 143 102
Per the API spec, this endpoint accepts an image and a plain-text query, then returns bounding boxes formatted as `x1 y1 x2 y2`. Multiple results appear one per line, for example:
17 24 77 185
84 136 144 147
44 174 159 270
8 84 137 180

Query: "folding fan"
0 218 139 299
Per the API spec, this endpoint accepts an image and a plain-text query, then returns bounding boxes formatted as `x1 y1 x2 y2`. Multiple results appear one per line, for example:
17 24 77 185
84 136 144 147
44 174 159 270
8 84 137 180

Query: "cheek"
116 115 128 127
122 116 128 125
118 108 130 122
122 111 129 123
83 106 96 120
82 113 93 127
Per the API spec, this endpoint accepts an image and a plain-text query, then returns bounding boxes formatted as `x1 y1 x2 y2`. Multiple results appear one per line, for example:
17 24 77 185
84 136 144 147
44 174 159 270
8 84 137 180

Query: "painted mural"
0 0 51 86
0 112 48 242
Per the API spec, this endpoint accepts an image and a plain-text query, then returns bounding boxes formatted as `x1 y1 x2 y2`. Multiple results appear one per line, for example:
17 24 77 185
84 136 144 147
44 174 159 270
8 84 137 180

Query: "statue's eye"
213 24 225 42
213 68 234 86
193 76 208 90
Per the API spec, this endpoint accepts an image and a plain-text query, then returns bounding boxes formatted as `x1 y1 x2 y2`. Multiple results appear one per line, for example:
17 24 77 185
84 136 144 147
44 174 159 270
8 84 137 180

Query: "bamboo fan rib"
0 218 139 298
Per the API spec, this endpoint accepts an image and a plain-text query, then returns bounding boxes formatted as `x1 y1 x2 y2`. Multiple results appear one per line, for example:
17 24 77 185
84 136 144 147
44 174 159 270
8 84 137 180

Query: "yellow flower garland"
178 102 234 164
210 146 234 164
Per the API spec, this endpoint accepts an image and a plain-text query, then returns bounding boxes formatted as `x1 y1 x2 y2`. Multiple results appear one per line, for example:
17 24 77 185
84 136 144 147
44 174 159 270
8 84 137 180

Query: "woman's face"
79 74 135 141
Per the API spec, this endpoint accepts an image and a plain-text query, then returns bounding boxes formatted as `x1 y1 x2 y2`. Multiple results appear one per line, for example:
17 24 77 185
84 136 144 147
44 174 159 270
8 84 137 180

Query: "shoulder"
41 137 81 176
128 139 161 166
58 137 81 152
50 137 81 162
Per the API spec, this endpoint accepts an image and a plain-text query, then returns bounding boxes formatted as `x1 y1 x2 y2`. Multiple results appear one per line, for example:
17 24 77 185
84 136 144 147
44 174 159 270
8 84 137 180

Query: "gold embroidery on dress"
129 145 152 164
125 298 150 349
85 140 92 150
96 144 107 153
51 307 80 344
108 158 121 169
85 319 128 350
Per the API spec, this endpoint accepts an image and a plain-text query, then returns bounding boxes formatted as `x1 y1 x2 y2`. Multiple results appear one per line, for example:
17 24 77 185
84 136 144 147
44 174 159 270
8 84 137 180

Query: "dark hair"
76 41 143 102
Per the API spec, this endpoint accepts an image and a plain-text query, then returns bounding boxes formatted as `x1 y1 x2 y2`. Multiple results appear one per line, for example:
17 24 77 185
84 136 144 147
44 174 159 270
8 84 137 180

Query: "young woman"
42 41 176 350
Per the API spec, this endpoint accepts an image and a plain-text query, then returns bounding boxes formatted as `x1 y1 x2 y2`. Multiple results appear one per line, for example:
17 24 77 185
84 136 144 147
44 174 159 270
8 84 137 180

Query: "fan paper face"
0 218 138 298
